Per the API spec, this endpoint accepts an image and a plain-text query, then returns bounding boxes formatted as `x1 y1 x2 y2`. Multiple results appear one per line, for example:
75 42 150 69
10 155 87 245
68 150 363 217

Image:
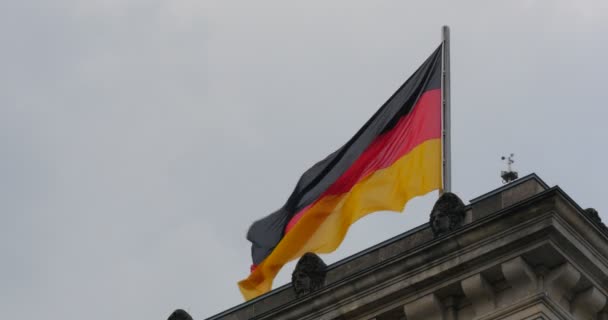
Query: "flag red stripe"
285 88 441 233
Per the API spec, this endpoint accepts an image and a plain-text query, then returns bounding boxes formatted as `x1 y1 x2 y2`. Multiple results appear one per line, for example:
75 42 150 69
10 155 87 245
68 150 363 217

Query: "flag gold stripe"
238 138 441 299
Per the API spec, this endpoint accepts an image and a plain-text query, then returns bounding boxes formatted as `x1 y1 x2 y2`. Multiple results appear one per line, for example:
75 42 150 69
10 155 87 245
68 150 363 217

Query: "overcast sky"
2 1 608 319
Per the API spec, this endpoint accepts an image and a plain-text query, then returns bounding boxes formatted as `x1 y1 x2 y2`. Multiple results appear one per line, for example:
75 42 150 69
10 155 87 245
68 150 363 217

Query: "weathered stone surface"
572 287 607 319
544 262 580 310
403 293 444 320
430 192 465 237
292 252 327 298
501 256 538 300
461 273 496 316
470 174 547 220
168 309 193 320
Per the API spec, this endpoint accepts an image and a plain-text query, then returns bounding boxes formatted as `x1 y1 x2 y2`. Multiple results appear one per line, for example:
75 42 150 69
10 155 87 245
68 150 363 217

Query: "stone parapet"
205 174 608 320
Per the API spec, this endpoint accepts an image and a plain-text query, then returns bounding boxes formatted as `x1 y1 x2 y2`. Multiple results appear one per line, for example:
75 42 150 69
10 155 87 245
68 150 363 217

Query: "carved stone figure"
430 192 465 237
292 252 327 297
585 208 607 232
167 309 193 320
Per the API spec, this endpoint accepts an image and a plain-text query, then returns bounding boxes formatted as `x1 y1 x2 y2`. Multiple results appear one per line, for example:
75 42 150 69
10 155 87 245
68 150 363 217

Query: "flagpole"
441 25 452 193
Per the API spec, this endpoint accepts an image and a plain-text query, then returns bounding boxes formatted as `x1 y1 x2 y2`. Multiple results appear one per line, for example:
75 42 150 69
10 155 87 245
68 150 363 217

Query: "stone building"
201 174 608 320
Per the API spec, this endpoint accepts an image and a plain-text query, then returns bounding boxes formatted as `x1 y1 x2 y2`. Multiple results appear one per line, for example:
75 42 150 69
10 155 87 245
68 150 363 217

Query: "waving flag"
239 45 444 300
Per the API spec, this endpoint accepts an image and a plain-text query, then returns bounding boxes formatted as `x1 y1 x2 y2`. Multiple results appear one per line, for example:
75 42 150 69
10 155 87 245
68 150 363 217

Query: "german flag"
239 45 443 300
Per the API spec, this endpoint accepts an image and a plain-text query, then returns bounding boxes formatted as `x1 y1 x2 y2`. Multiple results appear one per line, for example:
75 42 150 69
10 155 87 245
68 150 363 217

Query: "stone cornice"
245 189 603 319
206 177 608 320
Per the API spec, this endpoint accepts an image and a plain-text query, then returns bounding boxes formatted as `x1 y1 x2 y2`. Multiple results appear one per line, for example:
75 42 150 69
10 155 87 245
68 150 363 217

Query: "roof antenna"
501 154 518 184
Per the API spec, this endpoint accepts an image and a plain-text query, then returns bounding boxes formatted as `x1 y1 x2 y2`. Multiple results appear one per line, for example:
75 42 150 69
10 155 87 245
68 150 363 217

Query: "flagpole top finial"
442 26 450 41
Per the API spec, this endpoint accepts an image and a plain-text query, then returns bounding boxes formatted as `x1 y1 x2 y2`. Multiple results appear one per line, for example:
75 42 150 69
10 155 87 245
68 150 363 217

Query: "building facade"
203 174 608 320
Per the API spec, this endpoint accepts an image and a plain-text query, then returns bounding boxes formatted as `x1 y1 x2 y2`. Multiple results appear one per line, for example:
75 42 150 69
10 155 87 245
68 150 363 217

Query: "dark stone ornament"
167 309 193 320
292 252 327 298
585 208 608 232
430 192 466 237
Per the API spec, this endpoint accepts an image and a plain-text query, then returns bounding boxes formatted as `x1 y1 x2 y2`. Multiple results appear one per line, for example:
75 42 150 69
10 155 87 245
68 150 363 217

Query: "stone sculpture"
167 309 192 320
430 192 465 237
292 252 327 297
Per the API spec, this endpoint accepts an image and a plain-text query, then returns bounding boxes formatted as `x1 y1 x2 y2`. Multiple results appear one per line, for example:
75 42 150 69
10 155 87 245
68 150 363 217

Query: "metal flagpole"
441 25 452 193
